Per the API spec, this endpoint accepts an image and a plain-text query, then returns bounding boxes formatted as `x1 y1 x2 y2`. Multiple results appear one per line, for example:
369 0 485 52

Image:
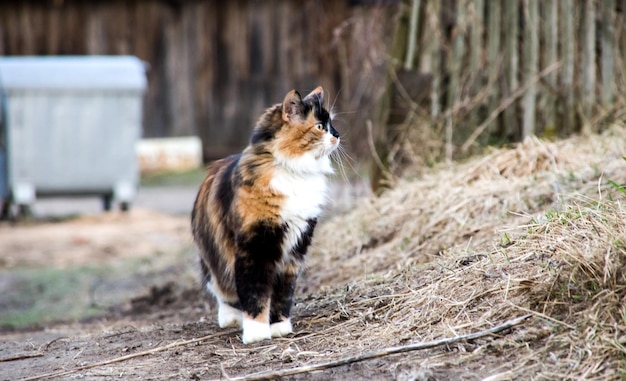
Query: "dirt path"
0 205 409 381
1 181 389 381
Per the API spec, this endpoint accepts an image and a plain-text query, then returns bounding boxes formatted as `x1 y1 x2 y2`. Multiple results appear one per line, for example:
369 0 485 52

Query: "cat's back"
192 154 240 229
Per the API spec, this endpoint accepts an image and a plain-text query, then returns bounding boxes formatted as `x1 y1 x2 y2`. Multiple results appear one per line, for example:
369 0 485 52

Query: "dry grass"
309 125 625 287
296 125 626 379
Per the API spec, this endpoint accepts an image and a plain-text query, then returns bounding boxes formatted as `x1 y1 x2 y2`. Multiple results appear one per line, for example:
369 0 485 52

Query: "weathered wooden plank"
522 0 538 139
486 0 501 136
600 0 616 106
468 0 484 138
446 0 467 160
370 0 409 191
581 0 596 132
427 0 442 119
623 0 626 95
503 0 519 140
559 0 576 135
541 0 558 136
446 0 466 112
404 0 421 70
469 0 483 76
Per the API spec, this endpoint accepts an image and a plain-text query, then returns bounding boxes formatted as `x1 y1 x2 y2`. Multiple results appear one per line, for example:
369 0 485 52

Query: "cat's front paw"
218 303 242 328
270 319 293 337
242 319 271 344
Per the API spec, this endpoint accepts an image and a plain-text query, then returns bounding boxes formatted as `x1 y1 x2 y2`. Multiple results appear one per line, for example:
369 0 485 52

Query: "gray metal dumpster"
0 56 147 217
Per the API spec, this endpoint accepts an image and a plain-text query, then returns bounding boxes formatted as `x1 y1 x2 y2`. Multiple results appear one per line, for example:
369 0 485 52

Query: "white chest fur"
269 158 330 256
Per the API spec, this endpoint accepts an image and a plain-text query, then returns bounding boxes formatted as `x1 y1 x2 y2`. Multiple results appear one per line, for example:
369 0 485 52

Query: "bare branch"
229 314 533 381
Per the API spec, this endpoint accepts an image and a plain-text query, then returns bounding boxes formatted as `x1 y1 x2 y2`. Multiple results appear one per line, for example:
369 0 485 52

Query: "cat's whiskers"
329 132 358 179
323 94 364 202
332 145 354 185
328 88 343 118
329 110 358 118
332 152 349 184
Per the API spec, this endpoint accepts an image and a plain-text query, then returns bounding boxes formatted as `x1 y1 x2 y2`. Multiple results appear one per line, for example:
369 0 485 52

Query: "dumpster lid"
0 56 147 91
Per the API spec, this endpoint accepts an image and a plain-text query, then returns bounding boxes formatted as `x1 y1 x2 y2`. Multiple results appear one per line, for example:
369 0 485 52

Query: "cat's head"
279 86 339 156
249 87 340 173
255 87 337 168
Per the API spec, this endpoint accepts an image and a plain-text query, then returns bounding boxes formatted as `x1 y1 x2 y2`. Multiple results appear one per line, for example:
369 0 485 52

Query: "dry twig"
0 352 44 362
227 314 532 381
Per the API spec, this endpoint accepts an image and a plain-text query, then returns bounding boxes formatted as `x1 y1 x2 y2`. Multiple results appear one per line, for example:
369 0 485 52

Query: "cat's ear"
282 90 304 123
303 86 324 106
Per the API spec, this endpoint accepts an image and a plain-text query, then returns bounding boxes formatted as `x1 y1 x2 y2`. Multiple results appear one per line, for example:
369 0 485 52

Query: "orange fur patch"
243 299 270 324
236 184 283 230
274 113 324 157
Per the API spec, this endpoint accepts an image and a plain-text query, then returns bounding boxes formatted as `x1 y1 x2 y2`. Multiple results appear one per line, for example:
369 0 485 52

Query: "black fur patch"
216 156 241 248
250 105 282 145
291 218 318 260
237 222 285 260
235 221 286 318
199 256 212 287
306 96 339 137
328 122 340 138
204 230 234 295
215 155 240 220
270 270 298 323
250 125 275 144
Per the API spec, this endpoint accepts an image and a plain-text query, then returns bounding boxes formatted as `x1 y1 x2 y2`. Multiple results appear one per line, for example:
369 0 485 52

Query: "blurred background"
1 0 624 188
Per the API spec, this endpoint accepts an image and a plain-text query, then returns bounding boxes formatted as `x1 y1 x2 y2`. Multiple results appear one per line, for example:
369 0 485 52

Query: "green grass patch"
0 266 107 328
0 245 197 330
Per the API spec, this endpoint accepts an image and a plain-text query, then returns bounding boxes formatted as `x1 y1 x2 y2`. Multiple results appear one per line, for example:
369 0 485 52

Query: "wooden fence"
381 0 626 171
1 1 624 168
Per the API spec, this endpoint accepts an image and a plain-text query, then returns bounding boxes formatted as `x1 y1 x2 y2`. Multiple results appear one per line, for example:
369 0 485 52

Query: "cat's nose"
329 125 340 138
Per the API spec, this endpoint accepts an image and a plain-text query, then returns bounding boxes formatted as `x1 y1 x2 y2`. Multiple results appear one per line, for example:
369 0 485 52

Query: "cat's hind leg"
205 279 242 328
270 318 293 338
217 301 242 328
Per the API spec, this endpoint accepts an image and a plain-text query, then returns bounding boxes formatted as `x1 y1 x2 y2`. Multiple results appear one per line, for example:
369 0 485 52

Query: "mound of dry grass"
297 126 626 379
308 126 625 287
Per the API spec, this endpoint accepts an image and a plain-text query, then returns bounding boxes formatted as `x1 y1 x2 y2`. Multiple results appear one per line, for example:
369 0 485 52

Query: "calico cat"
191 86 340 344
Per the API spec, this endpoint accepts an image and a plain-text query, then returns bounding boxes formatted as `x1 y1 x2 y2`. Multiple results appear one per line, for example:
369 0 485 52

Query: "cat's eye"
315 123 324 131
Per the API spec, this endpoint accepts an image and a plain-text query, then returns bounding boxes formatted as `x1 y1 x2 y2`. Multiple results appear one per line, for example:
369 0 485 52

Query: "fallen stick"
227 314 533 381
21 329 237 381
0 352 44 362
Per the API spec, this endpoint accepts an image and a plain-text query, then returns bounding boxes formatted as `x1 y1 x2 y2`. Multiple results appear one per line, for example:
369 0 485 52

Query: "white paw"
218 303 242 328
242 318 271 344
270 319 293 338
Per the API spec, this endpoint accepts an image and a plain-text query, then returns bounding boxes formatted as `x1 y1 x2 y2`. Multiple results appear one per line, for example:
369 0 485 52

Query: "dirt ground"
0 205 510 381
0 201 553 381
0 208 516 381
2 182 400 381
